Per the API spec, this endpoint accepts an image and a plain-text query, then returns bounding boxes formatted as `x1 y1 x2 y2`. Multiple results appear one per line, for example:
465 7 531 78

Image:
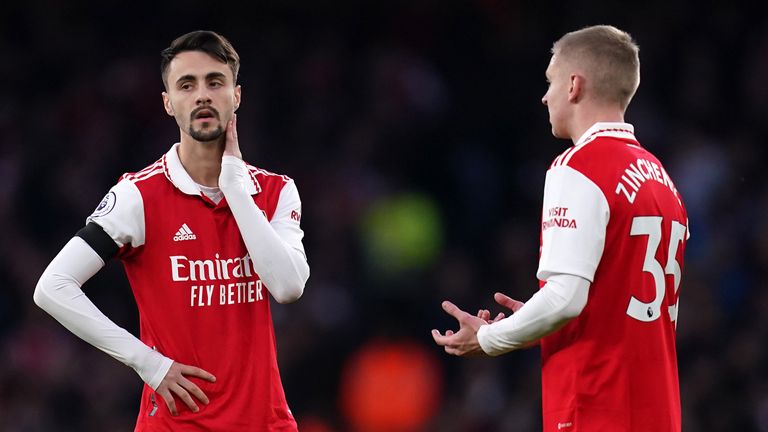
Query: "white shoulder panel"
537 165 610 282
86 180 146 248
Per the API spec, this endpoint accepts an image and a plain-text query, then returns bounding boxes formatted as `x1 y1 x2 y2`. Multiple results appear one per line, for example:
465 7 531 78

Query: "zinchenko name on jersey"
615 157 680 204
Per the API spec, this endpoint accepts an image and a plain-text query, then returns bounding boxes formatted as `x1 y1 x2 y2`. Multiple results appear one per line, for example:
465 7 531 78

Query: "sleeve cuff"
219 156 248 192
477 324 503 357
139 350 174 390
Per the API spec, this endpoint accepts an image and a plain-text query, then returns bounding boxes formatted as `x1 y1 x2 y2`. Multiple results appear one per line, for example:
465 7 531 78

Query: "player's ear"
568 74 584 103
162 92 175 116
233 85 242 111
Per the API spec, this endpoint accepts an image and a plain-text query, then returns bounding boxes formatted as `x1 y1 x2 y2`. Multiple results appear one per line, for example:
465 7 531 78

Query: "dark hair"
160 30 240 88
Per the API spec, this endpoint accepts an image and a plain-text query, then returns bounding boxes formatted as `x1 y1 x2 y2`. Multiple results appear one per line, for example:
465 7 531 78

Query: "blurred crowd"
2 1 768 431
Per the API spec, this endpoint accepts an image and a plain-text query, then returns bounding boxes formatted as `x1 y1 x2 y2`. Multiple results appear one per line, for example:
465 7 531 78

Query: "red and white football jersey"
88 144 304 431
537 123 688 432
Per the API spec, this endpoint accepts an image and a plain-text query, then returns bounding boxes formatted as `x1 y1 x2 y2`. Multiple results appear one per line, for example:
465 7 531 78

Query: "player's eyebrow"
205 71 227 81
175 72 228 85
175 74 196 87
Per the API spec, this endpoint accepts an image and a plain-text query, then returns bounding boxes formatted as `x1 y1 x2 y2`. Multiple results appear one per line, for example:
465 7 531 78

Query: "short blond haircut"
553 25 640 110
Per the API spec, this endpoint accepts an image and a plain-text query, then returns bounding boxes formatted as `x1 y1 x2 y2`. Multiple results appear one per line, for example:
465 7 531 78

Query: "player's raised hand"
155 361 216 416
432 301 488 357
223 113 242 159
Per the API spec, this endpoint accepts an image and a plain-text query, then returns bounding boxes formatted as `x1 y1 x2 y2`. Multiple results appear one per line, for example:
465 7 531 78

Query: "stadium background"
2 1 767 430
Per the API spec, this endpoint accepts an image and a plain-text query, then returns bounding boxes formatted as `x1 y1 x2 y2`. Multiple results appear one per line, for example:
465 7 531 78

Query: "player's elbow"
272 260 309 304
34 268 79 313
33 272 54 311
274 269 309 304
560 287 588 320
272 283 304 304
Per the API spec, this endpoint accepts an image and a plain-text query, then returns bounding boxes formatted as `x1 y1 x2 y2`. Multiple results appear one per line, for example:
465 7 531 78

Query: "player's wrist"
221 155 244 165
219 156 247 191
476 324 499 356
135 348 174 390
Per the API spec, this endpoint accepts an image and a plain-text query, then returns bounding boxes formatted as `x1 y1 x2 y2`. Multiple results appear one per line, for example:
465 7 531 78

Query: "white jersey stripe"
550 152 564 169
552 146 576 168
561 141 592 167
132 168 164 183
248 166 290 183
246 170 263 194
125 161 163 181
123 169 163 184
135 161 163 176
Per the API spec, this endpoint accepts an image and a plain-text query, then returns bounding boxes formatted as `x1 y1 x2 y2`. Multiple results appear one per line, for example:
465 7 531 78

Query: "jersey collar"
163 143 260 196
575 122 637 147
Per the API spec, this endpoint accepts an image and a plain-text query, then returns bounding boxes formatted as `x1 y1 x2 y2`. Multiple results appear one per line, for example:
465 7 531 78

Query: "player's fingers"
444 345 462 356
158 389 178 416
179 377 210 405
431 329 454 346
494 292 524 312
445 329 455 336
181 365 217 383
431 329 446 345
226 119 235 144
477 309 490 321
441 301 469 321
492 312 506 322
171 382 199 413
224 114 242 159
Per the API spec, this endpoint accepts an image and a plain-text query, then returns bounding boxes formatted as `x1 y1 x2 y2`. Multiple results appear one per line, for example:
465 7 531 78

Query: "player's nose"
541 94 548 106
195 89 212 106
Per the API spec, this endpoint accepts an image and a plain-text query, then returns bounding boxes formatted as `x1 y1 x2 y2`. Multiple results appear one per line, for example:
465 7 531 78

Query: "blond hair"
553 25 640 110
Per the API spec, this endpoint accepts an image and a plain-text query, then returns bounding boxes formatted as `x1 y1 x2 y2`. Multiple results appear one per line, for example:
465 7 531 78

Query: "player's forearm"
219 156 309 303
477 273 589 356
34 237 173 389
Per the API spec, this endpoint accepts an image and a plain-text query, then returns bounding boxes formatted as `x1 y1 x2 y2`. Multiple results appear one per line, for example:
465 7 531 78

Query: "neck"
177 134 225 187
569 105 626 145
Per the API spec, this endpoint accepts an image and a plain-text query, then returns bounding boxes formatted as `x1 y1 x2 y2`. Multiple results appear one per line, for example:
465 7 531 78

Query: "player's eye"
180 82 193 91
209 81 223 88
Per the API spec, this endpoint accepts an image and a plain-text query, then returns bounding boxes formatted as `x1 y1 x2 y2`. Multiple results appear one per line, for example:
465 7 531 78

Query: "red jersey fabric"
538 123 687 432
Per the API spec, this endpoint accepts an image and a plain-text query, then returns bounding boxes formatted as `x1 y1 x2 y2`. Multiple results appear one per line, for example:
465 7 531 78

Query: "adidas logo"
173 224 197 242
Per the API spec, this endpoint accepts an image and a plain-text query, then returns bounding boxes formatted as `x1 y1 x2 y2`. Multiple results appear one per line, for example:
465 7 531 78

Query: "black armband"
76 222 119 261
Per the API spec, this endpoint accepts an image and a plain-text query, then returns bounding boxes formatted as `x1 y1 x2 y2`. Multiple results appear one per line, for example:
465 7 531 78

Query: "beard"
188 124 224 142
188 106 223 142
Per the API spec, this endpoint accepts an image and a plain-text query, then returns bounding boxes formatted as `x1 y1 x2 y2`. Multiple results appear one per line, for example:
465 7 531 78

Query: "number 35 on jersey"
627 216 687 326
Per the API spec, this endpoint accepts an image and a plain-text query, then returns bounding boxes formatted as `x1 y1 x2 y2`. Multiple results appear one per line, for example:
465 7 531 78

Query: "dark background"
2 1 767 430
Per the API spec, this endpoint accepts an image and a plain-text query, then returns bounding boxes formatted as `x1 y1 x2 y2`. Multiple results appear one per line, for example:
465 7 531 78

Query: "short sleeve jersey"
87 144 305 431
537 123 688 432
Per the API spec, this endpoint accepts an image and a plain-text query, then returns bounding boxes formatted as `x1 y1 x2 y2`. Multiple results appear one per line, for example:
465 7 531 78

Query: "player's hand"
431 301 488 357
223 113 242 160
155 361 216 416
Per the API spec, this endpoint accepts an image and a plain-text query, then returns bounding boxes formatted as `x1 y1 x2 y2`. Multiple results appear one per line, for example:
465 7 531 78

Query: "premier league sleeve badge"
90 191 117 218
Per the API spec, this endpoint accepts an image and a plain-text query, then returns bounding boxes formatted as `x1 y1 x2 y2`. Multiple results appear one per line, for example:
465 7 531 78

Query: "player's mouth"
191 107 219 122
